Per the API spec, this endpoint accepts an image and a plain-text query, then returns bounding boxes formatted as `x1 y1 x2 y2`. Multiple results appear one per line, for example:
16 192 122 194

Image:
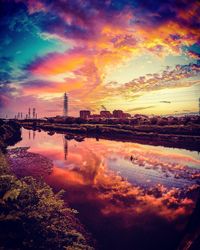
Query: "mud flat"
7 147 53 178
0 119 94 250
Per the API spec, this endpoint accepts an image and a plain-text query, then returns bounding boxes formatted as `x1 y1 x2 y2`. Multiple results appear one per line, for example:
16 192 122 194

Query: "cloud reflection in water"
14 129 200 249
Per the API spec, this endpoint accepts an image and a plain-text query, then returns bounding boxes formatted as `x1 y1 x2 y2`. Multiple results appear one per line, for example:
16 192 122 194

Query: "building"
89 114 102 121
113 110 124 118
100 110 112 118
50 116 66 123
123 113 131 118
80 110 91 119
63 92 68 117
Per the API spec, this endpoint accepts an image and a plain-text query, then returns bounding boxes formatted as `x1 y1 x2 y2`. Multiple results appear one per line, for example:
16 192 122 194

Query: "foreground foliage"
0 120 93 249
0 168 92 249
0 120 22 149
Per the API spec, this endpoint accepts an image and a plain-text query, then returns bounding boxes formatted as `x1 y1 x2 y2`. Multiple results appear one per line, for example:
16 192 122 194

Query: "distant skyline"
0 0 200 118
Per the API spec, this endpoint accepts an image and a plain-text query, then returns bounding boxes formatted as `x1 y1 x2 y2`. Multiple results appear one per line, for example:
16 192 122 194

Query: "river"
12 128 200 250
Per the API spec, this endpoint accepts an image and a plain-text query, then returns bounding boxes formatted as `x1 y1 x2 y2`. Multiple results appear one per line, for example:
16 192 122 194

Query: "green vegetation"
0 120 22 153
0 120 93 250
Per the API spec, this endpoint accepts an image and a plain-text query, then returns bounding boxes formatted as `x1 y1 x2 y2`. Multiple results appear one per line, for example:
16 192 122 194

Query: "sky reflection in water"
14 129 200 250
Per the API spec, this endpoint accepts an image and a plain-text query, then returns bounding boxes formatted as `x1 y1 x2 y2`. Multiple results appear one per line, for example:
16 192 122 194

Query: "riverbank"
17 123 200 250
0 119 22 150
0 120 94 249
20 120 200 151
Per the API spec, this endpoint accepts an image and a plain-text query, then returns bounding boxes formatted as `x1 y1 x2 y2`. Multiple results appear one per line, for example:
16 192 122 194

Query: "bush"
0 120 93 250
0 172 92 249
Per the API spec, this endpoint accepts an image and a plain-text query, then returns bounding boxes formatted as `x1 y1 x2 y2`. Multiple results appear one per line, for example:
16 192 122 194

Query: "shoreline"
0 119 94 250
3 120 200 249
21 121 200 151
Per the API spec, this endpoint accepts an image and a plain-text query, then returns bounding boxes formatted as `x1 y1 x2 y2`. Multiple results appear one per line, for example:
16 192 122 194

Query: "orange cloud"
21 0 200 115
29 51 87 76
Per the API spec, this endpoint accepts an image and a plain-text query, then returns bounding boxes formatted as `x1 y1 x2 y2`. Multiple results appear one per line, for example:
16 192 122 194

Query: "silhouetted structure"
33 108 36 119
80 110 91 119
100 111 112 118
79 109 131 120
113 110 124 118
89 114 101 120
123 112 131 118
101 105 107 111
63 92 68 117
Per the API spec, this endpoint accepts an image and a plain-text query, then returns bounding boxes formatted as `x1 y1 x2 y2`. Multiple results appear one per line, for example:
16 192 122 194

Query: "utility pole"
199 98 200 115
33 108 36 119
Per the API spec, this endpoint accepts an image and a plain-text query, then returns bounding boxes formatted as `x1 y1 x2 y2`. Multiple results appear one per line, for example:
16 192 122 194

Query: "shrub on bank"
0 120 93 250
0 120 22 149
0 165 93 250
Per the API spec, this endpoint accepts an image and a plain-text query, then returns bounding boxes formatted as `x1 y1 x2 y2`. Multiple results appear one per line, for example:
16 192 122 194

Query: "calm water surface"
13 128 200 250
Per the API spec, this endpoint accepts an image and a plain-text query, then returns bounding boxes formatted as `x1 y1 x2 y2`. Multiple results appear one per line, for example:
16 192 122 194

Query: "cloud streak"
160 101 171 104
127 106 155 112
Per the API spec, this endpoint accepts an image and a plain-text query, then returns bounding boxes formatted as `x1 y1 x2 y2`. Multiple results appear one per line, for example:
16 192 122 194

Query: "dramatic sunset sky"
0 0 200 118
